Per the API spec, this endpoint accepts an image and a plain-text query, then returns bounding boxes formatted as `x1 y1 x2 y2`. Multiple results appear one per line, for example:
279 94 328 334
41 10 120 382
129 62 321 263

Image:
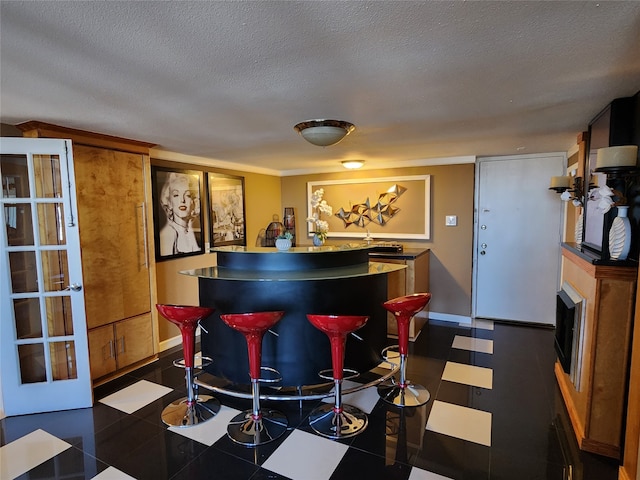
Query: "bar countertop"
368 246 430 261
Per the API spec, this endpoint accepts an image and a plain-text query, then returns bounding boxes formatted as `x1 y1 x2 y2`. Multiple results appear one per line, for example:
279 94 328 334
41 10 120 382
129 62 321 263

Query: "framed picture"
151 166 205 261
307 175 431 240
208 172 246 246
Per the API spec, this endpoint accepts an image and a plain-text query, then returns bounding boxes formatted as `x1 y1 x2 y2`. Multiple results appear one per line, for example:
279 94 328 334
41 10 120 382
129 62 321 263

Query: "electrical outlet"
445 215 457 226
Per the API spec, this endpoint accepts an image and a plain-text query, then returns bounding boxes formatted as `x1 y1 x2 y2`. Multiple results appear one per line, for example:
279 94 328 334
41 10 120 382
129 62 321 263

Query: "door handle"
65 283 82 292
480 251 486 255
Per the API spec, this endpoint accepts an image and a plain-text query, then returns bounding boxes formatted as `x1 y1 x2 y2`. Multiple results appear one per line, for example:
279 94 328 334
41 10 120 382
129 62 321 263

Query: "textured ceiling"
1 1 639 175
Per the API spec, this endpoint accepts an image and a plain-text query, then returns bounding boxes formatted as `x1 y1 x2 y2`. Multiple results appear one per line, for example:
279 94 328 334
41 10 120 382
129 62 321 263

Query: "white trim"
281 155 477 176
159 330 201 353
150 148 281 176
150 148 476 177
428 311 472 324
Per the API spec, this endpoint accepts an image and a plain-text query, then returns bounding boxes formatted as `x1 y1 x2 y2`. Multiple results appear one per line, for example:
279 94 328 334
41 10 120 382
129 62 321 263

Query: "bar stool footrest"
258 366 283 384
380 345 401 366
172 355 214 370
317 367 359 382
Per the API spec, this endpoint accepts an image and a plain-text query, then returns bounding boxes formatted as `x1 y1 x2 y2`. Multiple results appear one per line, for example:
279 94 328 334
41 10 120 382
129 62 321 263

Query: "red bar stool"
378 293 432 407
155 304 220 427
220 311 288 446
306 314 370 439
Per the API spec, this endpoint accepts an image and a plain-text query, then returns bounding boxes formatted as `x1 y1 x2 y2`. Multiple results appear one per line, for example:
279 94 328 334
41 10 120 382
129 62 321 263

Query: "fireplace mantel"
555 244 637 458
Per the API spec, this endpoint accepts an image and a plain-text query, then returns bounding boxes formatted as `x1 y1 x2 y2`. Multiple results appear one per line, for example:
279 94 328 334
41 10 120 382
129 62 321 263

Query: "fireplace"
555 282 585 391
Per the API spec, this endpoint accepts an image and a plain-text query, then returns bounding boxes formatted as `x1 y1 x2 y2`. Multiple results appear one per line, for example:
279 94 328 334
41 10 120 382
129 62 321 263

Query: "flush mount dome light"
342 160 364 169
294 119 355 147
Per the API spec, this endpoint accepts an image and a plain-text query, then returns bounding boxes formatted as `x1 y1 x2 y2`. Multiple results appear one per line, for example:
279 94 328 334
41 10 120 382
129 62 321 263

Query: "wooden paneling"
556 247 636 459
74 145 150 328
18 122 158 383
619 271 640 480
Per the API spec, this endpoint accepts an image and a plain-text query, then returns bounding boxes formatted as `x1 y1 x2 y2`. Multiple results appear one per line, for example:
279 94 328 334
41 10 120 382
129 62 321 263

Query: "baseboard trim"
159 331 201 352
428 311 472 324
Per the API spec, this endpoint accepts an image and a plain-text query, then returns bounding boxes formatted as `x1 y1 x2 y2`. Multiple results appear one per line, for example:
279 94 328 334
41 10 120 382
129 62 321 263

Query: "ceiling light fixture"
342 160 364 169
294 119 355 147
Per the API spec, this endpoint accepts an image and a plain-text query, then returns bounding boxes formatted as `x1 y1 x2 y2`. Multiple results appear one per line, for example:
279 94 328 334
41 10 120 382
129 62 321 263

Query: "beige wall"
153 159 474 343
281 163 475 317
153 159 282 342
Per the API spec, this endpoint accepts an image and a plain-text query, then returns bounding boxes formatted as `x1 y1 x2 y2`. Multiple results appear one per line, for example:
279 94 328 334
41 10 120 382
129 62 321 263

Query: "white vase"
275 238 291 251
608 206 631 260
575 212 583 247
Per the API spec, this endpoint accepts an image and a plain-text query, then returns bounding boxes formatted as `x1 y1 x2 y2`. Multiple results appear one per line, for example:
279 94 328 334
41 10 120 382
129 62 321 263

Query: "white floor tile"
99 380 173 414
452 335 493 354
427 400 492 446
0 429 71 480
262 429 348 480
409 466 454 479
460 319 494 330
442 362 493 389
169 405 241 446
322 380 379 414
91 466 137 479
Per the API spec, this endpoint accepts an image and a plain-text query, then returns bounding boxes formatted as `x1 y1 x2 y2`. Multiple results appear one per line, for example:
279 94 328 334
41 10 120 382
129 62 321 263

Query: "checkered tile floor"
1 320 620 479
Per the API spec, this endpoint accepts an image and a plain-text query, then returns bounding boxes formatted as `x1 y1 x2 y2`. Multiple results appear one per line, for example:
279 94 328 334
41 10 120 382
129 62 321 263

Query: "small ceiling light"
342 160 364 169
294 119 355 147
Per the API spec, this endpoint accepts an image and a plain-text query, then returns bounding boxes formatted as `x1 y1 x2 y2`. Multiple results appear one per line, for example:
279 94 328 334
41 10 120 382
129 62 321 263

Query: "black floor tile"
170 447 262 480
2 319 624 480
14 445 110 480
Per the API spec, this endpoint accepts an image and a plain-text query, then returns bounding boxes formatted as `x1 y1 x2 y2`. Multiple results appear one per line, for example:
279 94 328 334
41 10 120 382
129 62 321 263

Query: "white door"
473 153 565 324
0 137 92 415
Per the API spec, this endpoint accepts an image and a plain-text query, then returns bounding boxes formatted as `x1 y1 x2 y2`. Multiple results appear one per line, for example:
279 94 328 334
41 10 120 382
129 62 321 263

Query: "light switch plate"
445 215 457 226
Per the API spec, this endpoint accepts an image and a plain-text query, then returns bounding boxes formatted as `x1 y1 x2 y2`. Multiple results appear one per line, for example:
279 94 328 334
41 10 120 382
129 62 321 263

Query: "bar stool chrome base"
377 381 430 407
227 409 288 446
309 403 368 439
161 395 221 427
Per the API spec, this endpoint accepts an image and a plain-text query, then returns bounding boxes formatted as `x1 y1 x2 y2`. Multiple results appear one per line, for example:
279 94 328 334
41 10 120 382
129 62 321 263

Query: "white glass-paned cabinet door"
0 137 92 416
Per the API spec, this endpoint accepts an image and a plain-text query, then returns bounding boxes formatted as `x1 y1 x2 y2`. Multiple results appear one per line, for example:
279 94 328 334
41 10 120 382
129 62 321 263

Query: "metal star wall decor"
335 184 406 228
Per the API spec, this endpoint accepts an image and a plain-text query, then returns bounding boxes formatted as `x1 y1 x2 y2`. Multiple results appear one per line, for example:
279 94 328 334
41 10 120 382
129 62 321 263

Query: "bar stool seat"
156 304 220 427
220 311 288 446
306 314 369 439
378 293 432 407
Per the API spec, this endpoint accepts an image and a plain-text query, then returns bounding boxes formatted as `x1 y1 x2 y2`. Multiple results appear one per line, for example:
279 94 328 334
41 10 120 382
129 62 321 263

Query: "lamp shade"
549 176 570 189
596 145 639 170
294 119 355 147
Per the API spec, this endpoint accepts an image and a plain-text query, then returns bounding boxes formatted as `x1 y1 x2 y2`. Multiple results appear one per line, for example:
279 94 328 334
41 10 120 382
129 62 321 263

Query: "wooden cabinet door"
384 258 407 299
74 145 150 328
115 313 154 370
88 325 117 379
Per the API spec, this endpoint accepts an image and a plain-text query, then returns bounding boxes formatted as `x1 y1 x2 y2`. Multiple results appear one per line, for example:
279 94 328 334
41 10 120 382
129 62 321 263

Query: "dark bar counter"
181 244 406 387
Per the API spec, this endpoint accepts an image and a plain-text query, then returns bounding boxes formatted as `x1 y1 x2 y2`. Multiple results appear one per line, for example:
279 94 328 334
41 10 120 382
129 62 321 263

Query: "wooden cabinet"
371 249 430 340
556 246 636 459
88 314 154 379
73 144 151 329
18 121 158 383
619 268 640 480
